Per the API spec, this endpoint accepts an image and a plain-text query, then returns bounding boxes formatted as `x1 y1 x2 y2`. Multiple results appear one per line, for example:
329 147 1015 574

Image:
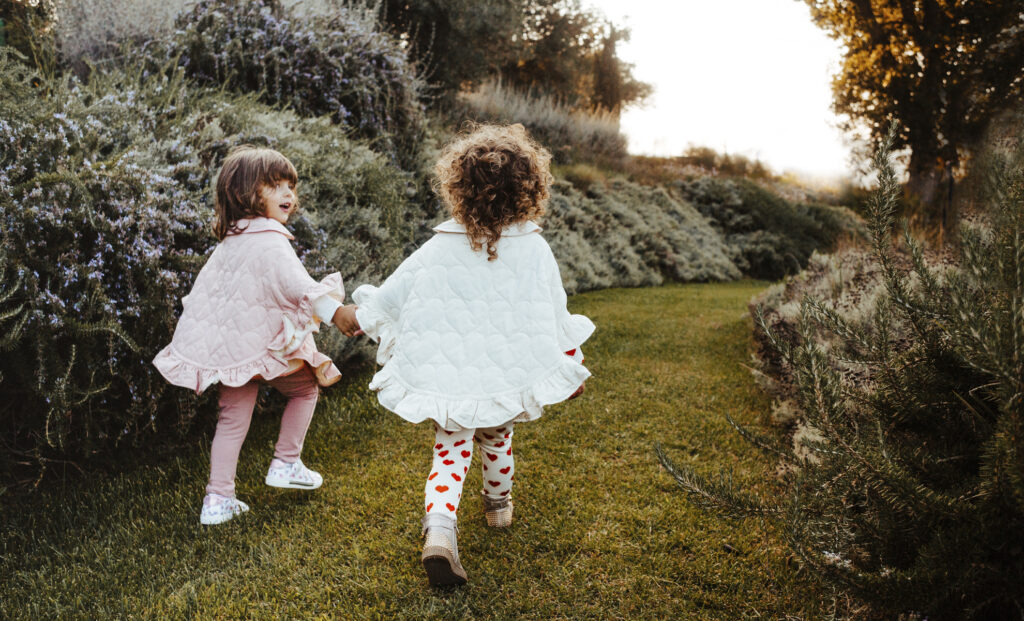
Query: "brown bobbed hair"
434 123 553 260
213 145 299 240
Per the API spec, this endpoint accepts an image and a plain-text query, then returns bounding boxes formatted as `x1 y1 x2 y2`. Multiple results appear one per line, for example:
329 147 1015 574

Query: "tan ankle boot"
482 492 514 528
421 513 467 587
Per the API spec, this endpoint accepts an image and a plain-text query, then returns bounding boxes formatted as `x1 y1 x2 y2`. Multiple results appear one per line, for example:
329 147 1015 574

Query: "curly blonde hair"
434 123 553 260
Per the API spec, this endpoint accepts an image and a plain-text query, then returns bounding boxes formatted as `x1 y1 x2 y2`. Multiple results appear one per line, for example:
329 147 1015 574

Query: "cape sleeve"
353 248 422 365
544 241 595 352
262 235 345 354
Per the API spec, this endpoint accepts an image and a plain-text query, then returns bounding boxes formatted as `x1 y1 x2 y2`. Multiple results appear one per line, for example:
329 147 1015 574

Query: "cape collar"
231 217 295 240
432 218 542 237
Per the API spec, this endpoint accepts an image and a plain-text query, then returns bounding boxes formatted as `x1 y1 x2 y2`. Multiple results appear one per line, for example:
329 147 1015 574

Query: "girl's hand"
332 305 363 337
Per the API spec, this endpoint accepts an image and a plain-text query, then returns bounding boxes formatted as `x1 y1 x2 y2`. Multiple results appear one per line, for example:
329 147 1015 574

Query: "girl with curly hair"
352 123 594 587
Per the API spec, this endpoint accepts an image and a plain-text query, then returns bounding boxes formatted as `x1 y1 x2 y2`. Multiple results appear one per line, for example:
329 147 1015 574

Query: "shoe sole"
484 502 514 528
422 548 467 587
200 507 248 525
265 477 322 490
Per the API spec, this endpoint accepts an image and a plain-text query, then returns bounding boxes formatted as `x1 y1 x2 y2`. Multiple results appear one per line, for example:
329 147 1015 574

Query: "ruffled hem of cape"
368 358 591 431
352 285 398 365
153 343 341 394
558 314 595 352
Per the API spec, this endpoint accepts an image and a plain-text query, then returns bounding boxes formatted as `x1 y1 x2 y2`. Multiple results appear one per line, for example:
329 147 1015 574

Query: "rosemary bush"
0 52 413 483
543 179 740 293
169 0 426 168
677 175 859 280
658 126 1024 619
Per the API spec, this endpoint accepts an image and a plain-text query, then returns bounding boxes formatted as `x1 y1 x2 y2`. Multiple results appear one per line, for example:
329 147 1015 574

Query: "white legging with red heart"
424 422 515 516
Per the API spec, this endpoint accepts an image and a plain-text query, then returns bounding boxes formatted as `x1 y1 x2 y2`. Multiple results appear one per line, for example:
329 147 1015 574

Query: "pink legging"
206 366 319 497
424 422 515 517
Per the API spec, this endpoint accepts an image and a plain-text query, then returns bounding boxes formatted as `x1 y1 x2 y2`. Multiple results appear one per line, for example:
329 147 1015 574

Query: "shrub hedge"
0 53 413 481
543 180 740 293
675 176 862 280
168 0 426 169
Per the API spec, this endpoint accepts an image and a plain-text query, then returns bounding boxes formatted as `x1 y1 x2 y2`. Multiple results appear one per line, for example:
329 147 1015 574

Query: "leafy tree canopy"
377 0 651 112
805 0 1024 221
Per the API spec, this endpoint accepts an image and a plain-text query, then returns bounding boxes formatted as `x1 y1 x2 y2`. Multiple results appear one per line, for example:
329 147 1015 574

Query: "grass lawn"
0 281 821 619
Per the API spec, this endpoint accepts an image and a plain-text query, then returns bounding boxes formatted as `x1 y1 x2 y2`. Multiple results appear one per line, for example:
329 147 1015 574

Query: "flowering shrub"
0 58 213 478
169 0 426 169
0 52 414 482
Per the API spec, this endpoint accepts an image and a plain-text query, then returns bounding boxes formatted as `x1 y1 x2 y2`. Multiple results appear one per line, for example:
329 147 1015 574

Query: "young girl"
352 124 593 586
153 145 360 525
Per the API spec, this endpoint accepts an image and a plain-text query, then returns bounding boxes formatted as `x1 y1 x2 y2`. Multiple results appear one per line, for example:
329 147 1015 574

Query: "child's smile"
262 180 297 224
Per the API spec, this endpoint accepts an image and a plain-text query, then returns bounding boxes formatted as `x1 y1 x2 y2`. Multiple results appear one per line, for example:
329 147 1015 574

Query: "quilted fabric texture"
354 219 595 431
153 217 344 394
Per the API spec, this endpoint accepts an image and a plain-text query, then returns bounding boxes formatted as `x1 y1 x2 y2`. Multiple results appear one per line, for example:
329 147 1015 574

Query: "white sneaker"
200 493 249 525
265 458 323 490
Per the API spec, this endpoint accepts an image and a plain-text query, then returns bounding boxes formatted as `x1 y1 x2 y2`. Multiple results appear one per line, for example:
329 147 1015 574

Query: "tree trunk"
906 152 943 214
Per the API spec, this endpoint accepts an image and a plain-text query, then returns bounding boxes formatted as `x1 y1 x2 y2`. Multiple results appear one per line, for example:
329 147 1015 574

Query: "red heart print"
461 450 471 458
434 443 443 450
488 480 500 487
499 467 511 475
428 472 438 480
463 466 468 473
496 427 505 433
435 485 449 493
453 440 466 447
495 441 505 448
483 433 494 440
483 463 488 471
506 449 512 455
438 450 449 457
500 490 509 496
443 459 454 466
565 348 576 356
504 433 510 438
444 430 453 435
446 503 456 512
511 475 515 480
487 453 498 462
426 503 434 512
451 473 461 482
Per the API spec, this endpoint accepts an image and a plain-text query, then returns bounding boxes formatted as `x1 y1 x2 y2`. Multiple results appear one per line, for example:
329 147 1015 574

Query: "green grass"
0 282 821 619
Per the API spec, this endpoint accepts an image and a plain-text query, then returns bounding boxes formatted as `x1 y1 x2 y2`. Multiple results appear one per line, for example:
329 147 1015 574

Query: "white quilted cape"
353 219 594 431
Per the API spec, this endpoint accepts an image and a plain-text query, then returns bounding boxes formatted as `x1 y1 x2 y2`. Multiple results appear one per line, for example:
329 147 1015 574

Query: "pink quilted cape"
153 217 343 394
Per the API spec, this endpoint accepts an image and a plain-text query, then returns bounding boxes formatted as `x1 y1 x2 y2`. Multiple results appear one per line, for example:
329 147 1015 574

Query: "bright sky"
586 0 852 178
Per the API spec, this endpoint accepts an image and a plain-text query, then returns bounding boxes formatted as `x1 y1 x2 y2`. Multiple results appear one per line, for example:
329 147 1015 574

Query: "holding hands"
332 305 363 337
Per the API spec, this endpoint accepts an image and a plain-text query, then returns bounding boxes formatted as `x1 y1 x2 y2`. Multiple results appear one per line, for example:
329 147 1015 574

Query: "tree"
377 0 528 106
500 0 650 113
377 0 650 113
804 0 1024 227
591 24 651 113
